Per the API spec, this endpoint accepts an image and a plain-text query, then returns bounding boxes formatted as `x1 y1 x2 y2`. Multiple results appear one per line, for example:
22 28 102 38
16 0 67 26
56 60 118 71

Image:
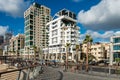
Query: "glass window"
113 37 120 43
113 45 120 50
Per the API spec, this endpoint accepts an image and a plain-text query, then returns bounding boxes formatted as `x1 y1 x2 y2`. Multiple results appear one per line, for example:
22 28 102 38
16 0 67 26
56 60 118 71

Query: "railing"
0 64 43 80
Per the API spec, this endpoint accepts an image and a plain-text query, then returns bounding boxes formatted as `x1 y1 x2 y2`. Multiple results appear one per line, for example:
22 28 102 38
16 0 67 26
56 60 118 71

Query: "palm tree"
8 50 12 56
0 49 3 56
16 50 19 58
83 34 93 72
33 45 37 62
27 47 29 59
38 47 42 60
12 51 15 58
65 43 71 71
75 45 80 63
88 54 96 62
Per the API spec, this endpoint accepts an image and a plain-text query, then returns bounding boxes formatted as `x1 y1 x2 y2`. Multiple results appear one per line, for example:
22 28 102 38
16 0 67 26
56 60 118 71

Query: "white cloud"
78 0 120 30
0 26 8 35
80 30 120 43
0 0 30 17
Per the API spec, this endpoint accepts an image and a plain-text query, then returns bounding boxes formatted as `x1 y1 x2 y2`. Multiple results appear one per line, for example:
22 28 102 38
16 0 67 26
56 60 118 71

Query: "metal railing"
0 64 43 80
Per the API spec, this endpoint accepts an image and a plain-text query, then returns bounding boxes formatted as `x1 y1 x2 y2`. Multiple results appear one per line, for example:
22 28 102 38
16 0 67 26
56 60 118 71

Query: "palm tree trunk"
86 43 89 72
27 48 29 60
34 51 36 62
66 46 68 70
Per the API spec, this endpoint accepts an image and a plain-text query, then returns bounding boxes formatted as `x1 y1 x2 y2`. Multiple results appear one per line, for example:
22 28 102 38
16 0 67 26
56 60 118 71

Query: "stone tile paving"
34 66 62 80
34 66 120 80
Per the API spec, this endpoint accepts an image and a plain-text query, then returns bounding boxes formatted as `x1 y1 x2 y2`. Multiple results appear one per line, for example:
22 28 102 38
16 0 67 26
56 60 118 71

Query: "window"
52 37 57 44
52 21 57 25
113 45 120 50
52 29 58 36
52 25 57 29
94 48 97 50
113 37 120 43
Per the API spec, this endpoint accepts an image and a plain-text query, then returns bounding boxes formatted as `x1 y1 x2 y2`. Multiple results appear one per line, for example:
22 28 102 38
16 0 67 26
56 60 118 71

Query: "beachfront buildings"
9 34 25 57
43 9 80 62
82 43 110 61
24 2 51 48
24 3 51 58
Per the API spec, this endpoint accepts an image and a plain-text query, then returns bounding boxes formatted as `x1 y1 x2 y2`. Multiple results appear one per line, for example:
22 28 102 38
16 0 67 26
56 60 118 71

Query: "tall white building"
44 9 80 62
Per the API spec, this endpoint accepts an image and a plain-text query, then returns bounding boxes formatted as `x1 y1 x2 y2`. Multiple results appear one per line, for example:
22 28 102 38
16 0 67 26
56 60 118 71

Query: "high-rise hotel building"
44 9 80 62
24 3 51 49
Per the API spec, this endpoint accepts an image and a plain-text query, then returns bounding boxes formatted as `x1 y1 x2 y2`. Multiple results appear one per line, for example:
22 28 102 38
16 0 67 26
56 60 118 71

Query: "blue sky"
0 0 120 42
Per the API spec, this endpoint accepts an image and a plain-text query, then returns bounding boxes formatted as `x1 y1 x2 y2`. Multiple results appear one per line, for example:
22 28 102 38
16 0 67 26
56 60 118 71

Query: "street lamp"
109 42 113 75
109 42 113 66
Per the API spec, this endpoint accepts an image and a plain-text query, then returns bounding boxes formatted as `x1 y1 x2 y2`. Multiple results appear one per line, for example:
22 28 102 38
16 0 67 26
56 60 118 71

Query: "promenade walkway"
0 64 19 80
35 66 120 80
0 63 120 80
34 66 62 80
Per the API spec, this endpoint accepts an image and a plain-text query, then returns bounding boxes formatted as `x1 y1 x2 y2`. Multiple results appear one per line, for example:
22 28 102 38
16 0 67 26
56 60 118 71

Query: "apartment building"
111 35 120 61
82 43 110 61
9 34 25 57
24 3 51 59
24 2 51 49
44 9 80 62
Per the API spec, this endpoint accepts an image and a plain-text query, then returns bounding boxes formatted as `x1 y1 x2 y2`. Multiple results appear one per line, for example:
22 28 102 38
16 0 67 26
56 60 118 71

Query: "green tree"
83 34 93 72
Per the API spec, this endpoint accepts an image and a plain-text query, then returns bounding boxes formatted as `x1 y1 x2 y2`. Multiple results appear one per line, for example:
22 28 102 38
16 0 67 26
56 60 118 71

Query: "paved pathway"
34 66 62 80
35 66 120 80
62 71 120 80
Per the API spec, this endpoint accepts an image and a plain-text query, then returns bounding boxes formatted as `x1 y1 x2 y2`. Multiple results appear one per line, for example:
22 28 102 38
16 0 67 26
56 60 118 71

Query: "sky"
0 0 120 43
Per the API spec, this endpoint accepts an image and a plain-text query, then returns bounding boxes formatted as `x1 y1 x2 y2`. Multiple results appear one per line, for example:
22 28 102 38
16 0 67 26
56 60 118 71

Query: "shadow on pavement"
58 71 63 80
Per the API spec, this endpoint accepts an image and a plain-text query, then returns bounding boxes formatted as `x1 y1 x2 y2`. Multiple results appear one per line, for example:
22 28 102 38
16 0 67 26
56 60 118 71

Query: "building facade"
24 3 51 49
82 43 110 61
9 34 25 57
111 35 120 61
4 32 12 45
0 36 4 45
44 9 80 62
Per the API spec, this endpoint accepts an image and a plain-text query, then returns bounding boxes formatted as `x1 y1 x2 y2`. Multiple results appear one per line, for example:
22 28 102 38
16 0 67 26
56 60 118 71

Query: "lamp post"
110 42 113 66
109 42 113 75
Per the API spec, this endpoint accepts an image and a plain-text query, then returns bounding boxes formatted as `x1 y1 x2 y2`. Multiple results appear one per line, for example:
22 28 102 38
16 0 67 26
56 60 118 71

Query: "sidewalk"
0 64 19 80
0 64 9 72
54 66 120 80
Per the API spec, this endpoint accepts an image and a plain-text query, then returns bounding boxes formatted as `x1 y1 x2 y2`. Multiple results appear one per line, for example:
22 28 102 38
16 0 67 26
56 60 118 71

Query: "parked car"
89 61 97 65
97 59 109 66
